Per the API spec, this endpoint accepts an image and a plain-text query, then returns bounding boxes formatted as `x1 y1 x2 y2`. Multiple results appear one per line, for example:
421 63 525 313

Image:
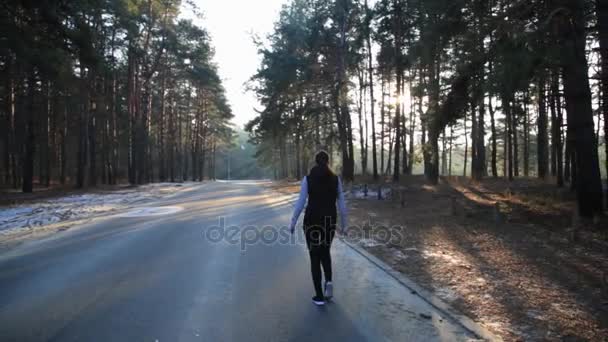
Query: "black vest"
304 166 338 227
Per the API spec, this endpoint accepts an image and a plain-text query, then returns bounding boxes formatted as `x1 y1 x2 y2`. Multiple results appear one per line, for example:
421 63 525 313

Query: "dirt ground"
274 176 608 341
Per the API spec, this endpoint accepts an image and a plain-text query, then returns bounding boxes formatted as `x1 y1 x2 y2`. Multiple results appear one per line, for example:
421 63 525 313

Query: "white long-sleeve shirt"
290 176 348 231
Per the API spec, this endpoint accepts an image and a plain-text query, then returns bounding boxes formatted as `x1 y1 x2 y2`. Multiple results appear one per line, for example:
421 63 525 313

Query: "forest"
246 0 608 219
0 0 235 193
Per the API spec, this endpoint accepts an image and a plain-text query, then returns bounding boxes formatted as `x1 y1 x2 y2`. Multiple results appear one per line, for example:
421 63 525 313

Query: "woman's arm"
290 177 308 233
337 177 348 232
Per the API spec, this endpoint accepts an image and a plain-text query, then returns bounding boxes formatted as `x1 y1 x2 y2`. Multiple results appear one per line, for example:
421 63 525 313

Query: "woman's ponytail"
313 150 334 176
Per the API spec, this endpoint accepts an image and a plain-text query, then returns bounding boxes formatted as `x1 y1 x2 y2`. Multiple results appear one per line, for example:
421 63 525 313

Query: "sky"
183 0 287 129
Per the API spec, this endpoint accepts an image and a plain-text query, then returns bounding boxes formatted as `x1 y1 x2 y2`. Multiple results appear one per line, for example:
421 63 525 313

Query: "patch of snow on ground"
347 185 392 200
358 238 382 248
434 286 459 303
117 206 184 217
392 249 408 261
0 183 201 237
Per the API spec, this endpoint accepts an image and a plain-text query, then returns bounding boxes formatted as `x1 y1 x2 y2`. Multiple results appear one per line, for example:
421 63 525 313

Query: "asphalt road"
0 181 478 342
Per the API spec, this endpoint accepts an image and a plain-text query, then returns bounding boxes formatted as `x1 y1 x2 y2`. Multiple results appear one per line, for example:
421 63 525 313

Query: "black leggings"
304 224 336 298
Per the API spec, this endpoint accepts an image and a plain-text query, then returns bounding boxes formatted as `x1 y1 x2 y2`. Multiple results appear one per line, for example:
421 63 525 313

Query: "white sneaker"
312 296 325 306
324 281 333 300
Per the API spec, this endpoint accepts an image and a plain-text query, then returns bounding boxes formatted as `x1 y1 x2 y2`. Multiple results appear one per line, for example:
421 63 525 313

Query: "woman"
290 151 347 306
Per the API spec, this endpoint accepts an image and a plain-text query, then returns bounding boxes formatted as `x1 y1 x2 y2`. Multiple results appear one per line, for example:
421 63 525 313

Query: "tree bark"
556 0 604 217
392 0 403 182
489 95 498 178
512 100 519 178
380 76 386 174
358 70 366 175
475 80 486 180
503 92 514 181
537 74 549 179
463 107 469 177
365 0 378 180
22 74 36 193
597 0 608 202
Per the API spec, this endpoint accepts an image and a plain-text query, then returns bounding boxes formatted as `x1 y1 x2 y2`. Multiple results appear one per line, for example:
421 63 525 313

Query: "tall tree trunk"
365 0 378 180
22 74 36 193
537 74 549 179
555 72 565 187
127 46 138 185
556 0 604 217
168 91 175 183
550 76 558 177
441 129 447 176
475 81 486 180
512 102 519 178
524 90 530 177
471 98 478 179
565 126 572 183
463 110 469 177
42 80 51 187
60 99 67 185
408 74 416 175
159 64 167 182
380 76 386 175
6 60 17 188
597 0 608 201
392 75 401 182
358 70 366 175
449 125 454 176
109 70 118 185
386 124 393 175
76 63 89 189
364 86 369 175
89 78 97 187
139 88 151 184
503 93 514 181
473 5 487 180
489 95 498 178
335 1 354 181
425 54 441 184
401 101 408 176
3 64 12 186
392 0 403 182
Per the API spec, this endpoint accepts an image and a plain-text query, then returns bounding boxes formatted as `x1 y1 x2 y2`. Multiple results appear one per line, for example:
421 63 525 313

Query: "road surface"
0 181 479 341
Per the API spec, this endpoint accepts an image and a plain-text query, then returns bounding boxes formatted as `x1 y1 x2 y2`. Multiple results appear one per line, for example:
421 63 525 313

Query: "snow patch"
347 185 392 200
0 183 200 237
393 250 408 261
359 238 381 248
117 206 183 217
435 287 459 303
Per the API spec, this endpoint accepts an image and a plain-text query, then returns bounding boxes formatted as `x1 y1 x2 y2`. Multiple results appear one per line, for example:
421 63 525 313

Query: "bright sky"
184 0 287 129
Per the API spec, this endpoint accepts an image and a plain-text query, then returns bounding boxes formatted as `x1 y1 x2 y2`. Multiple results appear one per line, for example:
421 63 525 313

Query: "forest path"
0 180 479 341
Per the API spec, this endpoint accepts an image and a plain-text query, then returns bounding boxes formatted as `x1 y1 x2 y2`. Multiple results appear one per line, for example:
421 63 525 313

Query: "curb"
339 237 502 342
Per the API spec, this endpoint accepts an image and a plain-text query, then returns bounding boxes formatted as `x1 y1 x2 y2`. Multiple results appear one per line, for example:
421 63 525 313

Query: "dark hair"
312 150 335 177
315 150 329 167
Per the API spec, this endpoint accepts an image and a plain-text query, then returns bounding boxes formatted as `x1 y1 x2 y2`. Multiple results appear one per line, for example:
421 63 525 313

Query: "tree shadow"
353 176 607 340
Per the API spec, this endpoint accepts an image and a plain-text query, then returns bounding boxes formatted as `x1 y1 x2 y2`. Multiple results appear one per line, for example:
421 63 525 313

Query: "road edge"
339 237 502 342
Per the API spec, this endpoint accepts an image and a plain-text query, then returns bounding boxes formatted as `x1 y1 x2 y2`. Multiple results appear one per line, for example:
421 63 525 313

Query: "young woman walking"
290 151 347 306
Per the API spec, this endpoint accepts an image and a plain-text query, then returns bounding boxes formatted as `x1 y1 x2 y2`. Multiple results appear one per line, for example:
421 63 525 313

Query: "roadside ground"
271 176 608 341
